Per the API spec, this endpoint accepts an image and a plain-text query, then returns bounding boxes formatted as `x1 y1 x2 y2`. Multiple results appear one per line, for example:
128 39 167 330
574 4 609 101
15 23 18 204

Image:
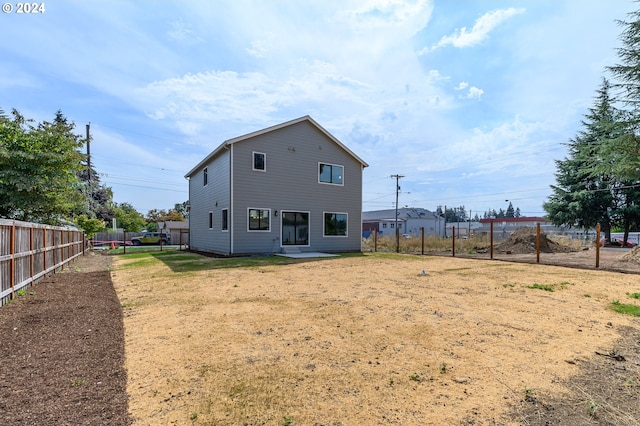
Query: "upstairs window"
253 152 266 171
203 167 208 186
319 163 343 185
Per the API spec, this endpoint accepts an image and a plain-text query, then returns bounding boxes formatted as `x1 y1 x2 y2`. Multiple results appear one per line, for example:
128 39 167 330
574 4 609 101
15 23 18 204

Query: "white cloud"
336 0 433 34
422 7 525 53
136 71 279 135
246 33 275 58
167 18 193 41
461 86 484 100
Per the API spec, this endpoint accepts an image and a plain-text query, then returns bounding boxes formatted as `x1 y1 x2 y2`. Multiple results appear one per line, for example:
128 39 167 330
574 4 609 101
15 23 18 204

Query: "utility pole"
86 123 92 182
391 174 404 253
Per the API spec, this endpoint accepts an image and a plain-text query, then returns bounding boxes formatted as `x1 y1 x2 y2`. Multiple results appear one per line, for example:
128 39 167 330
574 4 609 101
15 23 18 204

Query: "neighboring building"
157 220 190 245
477 217 603 241
477 217 553 239
478 217 551 229
362 207 445 238
185 116 368 256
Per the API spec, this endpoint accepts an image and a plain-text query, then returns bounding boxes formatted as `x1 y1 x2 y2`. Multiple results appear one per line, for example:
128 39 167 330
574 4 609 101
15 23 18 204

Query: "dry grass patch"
112 252 640 425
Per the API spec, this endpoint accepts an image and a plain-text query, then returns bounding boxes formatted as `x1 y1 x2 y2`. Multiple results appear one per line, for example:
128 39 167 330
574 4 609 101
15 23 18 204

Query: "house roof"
158 220 189 230
479 216 550 224
185 115 368 178
362 207 439 221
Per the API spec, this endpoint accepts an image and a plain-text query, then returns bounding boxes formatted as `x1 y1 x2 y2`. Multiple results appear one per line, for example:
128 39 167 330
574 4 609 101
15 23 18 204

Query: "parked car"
611 236 637 247
130 232 171 246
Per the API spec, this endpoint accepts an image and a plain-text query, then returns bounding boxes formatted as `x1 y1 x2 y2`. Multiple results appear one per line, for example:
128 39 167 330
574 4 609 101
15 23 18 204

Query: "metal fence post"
452 226 456 257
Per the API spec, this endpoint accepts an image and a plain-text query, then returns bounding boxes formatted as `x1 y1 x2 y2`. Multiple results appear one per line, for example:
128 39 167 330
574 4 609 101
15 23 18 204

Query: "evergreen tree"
605 10 640 242
544 79 620 240
505 202 515 218
76 166 115 222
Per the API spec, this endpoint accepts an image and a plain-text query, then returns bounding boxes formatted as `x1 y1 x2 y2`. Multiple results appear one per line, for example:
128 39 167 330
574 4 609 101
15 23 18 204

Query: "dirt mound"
495 227 578 254
621 245 640 264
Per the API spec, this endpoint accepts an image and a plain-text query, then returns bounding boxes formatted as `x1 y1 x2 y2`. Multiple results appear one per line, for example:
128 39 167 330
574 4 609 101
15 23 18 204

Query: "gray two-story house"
185 116 368 256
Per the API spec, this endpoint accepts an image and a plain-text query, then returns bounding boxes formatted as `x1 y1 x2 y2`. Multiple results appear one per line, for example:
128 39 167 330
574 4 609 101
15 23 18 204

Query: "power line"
102 180 187 193
101 173 185 187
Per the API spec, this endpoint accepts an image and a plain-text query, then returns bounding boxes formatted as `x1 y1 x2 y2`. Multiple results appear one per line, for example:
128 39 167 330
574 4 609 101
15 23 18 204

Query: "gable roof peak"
185 115 367 178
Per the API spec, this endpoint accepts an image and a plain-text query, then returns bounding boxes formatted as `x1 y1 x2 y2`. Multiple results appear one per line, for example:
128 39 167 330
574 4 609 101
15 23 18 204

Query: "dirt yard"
1 249 639 425
112 250 640 425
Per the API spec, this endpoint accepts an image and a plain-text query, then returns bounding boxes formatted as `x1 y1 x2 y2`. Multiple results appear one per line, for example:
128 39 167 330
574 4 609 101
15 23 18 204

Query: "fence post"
596 223 601 268
421 227 424 256
30 227 34 284
490 221 494 260
63 230 67 270
43 227 47 274
536 223 541 264
10 223 15 299
452 226 456 257
374 229 378 252
123 231 127 255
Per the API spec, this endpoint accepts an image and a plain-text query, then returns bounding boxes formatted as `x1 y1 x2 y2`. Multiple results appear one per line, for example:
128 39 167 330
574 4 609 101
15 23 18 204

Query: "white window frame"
208 211 213 230
247 208 271 232
323 212 348 237
253 151 266 172
203 167 208 186
318 162 344 186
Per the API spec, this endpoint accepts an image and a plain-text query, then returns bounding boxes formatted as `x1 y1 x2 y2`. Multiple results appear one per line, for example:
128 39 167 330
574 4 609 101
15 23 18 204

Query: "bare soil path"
0 252 131 426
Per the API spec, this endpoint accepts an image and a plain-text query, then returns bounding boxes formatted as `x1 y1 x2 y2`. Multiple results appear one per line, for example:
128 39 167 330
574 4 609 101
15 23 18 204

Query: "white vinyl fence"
0 219 85 306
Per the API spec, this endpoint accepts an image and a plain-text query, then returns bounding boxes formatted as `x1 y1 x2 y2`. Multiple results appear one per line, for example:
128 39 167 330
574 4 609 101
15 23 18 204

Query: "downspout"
186 176 191 250
224 142 233 255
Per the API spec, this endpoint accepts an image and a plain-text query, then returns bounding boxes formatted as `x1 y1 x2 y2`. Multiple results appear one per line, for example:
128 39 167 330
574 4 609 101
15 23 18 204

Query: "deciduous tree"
0 109 84 223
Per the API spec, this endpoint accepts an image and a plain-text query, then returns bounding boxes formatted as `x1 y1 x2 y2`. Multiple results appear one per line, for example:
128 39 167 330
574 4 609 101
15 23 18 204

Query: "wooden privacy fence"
0 219 85 307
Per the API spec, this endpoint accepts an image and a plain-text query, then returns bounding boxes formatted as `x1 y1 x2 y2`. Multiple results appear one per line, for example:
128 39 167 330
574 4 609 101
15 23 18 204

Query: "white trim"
252 151 266 172
208 211 213 230
247 207 271 232
318 162 344 186
229 144 234 253
280 210 311 247
323 211 348 237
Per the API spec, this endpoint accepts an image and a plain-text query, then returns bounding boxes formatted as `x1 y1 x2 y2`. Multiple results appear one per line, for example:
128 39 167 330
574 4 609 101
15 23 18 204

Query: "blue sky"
2 0 635 217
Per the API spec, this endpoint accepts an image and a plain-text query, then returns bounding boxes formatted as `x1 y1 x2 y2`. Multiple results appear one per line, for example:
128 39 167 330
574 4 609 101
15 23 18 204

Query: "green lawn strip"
114 251 358 272
610 300 640 317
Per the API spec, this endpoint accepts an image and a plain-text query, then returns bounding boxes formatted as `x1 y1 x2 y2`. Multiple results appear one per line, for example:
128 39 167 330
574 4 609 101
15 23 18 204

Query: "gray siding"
189 150 231 255
230 121 363 254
